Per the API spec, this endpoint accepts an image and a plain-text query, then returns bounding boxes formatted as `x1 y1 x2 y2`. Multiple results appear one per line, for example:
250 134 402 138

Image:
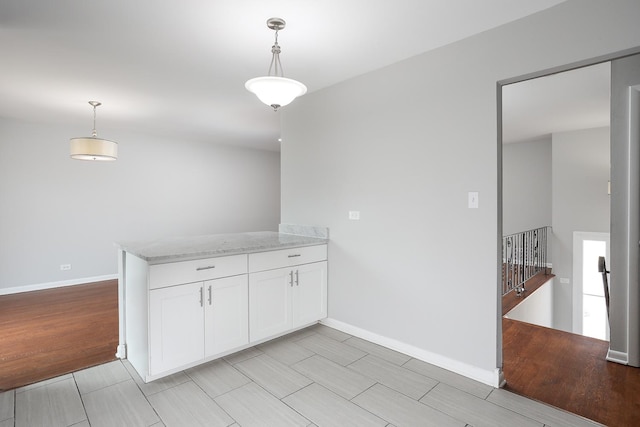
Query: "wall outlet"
60 264 72 271
560 278 570 284
348 211 360 220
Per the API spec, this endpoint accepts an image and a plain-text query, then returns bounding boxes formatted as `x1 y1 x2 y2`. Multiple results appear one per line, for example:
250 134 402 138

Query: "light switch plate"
349 211 360 220
468 192 479 209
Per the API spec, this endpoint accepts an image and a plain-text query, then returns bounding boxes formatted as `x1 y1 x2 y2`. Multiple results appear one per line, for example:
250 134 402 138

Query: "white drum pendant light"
70 101 118 161
245 18 307 111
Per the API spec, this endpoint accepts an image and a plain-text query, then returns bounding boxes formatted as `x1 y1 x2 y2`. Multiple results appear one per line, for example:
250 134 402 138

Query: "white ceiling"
1 0 569 151
502 62 611 144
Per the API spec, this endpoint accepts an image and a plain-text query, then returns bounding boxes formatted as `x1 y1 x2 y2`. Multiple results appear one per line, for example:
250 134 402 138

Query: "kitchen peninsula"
117 226 328 382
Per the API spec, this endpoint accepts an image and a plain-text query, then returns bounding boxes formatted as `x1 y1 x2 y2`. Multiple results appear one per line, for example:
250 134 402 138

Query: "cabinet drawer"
249 244 327 273
150 254 247 289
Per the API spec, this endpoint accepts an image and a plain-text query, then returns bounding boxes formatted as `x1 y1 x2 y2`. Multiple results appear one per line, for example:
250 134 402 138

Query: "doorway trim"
496 45 640 377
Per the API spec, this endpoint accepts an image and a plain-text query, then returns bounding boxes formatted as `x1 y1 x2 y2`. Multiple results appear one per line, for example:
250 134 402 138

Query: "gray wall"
502 138 552 236
0 118 281 291
551 127 610 332
281 0 640 384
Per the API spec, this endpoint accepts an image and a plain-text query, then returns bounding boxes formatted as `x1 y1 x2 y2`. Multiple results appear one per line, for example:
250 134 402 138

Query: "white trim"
606 349 629 365
0 274 118 296
118 249 127 359
321 318 501 388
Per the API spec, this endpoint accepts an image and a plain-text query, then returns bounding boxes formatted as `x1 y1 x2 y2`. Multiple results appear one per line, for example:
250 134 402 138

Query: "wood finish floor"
0 280 118 391
503 317 640 426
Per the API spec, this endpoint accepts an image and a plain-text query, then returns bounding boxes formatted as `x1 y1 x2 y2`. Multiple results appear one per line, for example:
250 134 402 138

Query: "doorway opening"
501 62 611 337
498 47 640 426
573 231 610 341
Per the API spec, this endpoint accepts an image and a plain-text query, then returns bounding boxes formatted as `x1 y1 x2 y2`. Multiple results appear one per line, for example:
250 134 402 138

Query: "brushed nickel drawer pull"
287 254 301 258
196 265 216 271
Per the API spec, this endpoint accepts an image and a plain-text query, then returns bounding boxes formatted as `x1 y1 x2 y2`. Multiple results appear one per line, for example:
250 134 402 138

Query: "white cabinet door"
249 267 293 342
292 261 327 327
204 275 249 356
149 282 204 375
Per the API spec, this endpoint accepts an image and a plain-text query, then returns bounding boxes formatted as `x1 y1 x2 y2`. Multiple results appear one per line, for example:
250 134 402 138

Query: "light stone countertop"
117 231 328 264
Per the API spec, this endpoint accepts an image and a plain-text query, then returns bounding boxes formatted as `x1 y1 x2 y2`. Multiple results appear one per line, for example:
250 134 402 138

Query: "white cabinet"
123 242 327 383
248 267 293 341
249 260 327 342
150 254 247 290
204 275 248 356
293 262 328 326
149 275 248 376
149 282 204 375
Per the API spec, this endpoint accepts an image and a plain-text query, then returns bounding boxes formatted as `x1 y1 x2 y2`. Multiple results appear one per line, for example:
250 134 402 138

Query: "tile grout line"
70 372 90 427
185 364 241 425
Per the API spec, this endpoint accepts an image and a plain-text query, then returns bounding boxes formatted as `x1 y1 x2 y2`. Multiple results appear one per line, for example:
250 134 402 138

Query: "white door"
249 267 292 342
292 261 327 327
573 231 610 340
204 275 249 356
149 282 204 375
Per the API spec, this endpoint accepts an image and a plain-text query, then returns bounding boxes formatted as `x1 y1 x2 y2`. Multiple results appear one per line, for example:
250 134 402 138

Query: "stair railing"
502 226 550 296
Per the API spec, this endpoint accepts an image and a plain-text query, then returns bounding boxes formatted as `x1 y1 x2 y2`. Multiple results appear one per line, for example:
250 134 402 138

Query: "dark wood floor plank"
503 317 640 426
0 280 118 391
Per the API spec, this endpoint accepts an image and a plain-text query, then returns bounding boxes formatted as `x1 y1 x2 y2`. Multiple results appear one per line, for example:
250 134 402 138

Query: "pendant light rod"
267 18 285 77
89 101 101 137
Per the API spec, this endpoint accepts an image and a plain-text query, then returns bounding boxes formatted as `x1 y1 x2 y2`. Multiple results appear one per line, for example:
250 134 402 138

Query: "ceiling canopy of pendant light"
245 17 307 111
70 101 118 161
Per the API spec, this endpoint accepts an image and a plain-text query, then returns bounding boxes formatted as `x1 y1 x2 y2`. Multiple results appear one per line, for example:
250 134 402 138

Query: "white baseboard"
606 348 629 365
0 274 118 296
320 318 501 388
115 344 127 359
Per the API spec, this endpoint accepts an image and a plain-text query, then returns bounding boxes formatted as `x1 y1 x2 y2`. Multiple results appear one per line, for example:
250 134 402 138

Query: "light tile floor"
0 324 603 427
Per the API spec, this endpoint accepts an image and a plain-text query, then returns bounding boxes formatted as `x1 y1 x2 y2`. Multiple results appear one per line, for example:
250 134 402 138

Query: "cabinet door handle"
289 270 294 287
199 287 204 307
196 265 216 271
208 285 212 306
295 270 299 286
287 254 301 258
